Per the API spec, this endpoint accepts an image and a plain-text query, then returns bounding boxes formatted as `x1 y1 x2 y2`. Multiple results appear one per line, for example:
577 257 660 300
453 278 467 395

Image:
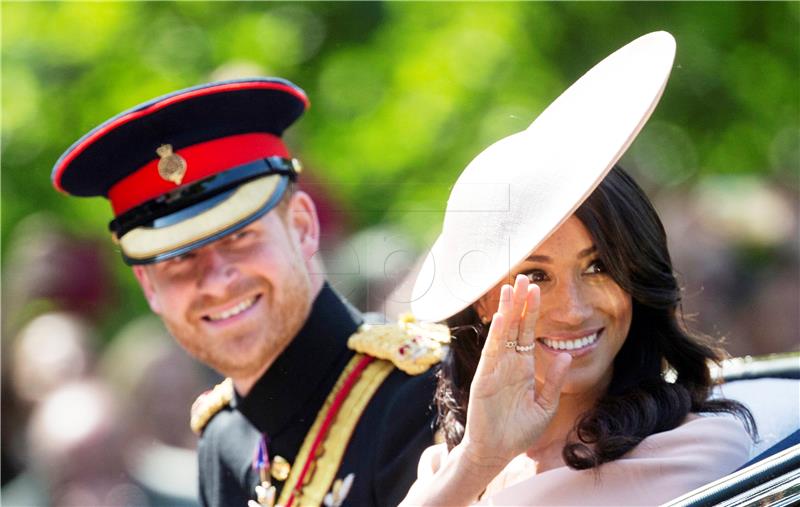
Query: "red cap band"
108 133 288 215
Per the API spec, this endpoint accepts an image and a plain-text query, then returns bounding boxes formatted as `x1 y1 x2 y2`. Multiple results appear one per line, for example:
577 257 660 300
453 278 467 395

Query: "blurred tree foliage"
2 2 798 338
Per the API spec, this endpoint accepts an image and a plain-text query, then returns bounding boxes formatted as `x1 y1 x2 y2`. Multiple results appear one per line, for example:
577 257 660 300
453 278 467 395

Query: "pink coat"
404 415 751 506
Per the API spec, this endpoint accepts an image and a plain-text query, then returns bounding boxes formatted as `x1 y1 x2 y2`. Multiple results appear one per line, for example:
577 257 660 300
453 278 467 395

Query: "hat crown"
52 77 309 265
53 77 308 198
411 32 676 322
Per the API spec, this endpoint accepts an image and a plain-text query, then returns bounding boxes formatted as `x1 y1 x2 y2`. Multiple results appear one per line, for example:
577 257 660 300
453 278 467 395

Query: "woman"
402 33 756 506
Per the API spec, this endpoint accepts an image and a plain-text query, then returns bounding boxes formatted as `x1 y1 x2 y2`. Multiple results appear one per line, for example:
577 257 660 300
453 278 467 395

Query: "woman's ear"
132 265 162 314
286 190 320 260
474 289 499 324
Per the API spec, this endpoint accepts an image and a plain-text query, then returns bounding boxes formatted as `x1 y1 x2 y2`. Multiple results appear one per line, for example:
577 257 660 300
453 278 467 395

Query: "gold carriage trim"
347 313 451 376
277 354 395 507
190 377 234 435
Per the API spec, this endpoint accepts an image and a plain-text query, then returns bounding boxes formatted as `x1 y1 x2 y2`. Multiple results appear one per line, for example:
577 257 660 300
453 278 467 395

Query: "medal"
250 435 277 507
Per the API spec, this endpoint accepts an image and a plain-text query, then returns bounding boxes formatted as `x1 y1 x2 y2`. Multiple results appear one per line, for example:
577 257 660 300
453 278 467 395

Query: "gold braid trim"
276 354 394 507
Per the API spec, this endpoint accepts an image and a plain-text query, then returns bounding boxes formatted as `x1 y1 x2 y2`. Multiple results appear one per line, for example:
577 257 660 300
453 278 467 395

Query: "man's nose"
544 278 593 326
196 248 239 295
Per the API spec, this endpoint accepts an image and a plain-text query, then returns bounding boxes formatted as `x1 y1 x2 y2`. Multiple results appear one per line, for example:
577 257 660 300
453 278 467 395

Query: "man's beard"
169 259 314 382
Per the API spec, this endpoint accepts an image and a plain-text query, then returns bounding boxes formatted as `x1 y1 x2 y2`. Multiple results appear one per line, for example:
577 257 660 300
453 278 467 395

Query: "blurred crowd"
1 173 798 506
1 213 216 506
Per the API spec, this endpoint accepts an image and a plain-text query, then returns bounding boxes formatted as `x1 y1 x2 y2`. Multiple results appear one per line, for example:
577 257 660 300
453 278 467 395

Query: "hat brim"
410 31 676 322
119 174 287 264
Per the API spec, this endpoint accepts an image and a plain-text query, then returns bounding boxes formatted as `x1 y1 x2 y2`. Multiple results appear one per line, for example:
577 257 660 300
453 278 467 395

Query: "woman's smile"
537 328 603 358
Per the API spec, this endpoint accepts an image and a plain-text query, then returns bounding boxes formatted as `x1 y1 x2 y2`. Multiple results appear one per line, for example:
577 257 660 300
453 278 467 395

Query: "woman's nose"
543 278 593 326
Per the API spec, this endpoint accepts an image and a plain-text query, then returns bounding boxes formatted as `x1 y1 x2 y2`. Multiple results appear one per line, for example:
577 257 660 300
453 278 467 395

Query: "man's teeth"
540 332 598 351
207 297 257 321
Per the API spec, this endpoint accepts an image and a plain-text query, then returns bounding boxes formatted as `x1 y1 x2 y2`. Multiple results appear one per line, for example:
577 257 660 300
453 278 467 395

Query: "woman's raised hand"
461 274 572 469
399 275 573 506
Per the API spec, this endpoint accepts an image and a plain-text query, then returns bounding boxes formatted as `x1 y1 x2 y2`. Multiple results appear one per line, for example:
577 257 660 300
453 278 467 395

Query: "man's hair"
434 165 756 469
274 181 297 218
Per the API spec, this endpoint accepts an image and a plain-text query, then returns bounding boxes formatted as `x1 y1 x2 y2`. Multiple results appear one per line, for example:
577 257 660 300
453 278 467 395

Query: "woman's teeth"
207 296 257 321
539 332 598 351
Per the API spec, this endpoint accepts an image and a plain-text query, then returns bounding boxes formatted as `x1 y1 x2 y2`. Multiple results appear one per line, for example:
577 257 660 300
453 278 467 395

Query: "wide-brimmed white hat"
410 31 676 322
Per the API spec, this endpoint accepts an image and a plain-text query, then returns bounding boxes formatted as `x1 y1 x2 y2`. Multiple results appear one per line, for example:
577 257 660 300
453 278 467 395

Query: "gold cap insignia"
156 144 187 185
347 313 450 375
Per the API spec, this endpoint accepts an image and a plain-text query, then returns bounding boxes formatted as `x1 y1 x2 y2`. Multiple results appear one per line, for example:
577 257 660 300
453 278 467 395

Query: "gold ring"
515 343 535 353
505 340 517 349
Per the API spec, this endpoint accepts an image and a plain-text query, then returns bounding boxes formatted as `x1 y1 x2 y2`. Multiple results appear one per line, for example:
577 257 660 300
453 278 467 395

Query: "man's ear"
132 265 162 315
286 190 320 260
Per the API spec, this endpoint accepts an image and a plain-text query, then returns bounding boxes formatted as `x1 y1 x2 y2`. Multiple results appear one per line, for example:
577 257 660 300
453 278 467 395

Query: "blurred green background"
2 2 798 504
3 1 799 352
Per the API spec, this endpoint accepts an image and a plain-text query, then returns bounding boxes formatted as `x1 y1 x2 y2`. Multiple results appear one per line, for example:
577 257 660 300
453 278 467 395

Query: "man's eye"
169 251 196 264
231 229 252 241
524 270 548 283
585 259 606 275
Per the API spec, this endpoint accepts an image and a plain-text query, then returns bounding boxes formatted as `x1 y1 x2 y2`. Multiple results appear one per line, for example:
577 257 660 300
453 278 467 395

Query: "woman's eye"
524 270 548 283
585 259 606 275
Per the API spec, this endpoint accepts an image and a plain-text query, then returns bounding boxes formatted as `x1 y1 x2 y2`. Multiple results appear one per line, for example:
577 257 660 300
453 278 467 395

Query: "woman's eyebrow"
526 254 551 263
526 245 597 263
578 245 598 258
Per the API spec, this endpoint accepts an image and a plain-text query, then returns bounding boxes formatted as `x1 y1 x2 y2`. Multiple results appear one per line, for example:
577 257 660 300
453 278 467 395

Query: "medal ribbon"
253 434 271 483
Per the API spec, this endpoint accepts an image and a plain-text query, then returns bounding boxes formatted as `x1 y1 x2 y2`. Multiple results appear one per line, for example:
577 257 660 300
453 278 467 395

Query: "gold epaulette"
347 313 450 375
190 377 234 435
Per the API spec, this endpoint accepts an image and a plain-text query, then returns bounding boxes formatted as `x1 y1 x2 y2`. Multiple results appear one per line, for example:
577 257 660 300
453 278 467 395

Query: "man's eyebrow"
526 245 597 263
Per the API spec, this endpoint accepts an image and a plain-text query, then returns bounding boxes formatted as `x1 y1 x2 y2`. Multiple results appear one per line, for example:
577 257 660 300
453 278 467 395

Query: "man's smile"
203 294 261 322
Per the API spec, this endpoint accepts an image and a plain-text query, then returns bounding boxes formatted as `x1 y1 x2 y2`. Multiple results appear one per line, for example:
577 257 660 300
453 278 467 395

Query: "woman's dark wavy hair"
435 165 756 469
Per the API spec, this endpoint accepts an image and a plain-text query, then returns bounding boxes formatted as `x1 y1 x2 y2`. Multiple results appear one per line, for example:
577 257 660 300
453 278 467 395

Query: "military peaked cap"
52 77 309 264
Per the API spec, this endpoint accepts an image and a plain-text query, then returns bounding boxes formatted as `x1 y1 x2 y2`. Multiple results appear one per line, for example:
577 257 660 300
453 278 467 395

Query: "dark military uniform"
50 77 444 507
196 284 439 507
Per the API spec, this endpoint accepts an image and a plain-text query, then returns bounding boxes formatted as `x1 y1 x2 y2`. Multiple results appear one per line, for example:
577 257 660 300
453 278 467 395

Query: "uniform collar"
234 282 362 435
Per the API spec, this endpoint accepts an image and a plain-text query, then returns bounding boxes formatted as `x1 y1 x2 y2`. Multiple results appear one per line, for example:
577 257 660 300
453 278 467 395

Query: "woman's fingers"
518 284 540 347
495 275 529 347
493 284 515 349
481 312 507 356
472 312 508 389
509 275 529 341
485 276 535 357
536 352 572 413
496 284 512 319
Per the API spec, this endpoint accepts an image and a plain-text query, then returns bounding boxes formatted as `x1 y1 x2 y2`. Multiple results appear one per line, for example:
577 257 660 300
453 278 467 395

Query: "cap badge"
156 144 187 185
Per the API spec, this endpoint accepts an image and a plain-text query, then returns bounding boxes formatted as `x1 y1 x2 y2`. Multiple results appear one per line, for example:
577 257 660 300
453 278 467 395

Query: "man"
52 78 447 507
